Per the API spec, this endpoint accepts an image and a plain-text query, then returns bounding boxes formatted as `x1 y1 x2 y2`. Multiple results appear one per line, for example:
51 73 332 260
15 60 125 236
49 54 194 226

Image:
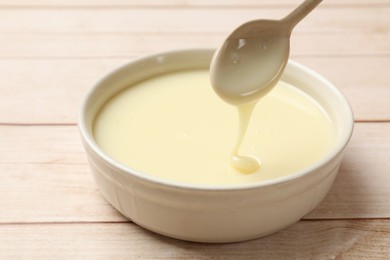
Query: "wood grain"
0 7 387 34
0 0 387 8
1 220 389 259
0 30 388 58
0 56 388 124
0 125 126 223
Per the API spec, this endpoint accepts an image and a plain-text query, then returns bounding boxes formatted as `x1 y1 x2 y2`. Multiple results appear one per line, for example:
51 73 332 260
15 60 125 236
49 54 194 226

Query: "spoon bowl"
210 20 290 105
210 0 323 105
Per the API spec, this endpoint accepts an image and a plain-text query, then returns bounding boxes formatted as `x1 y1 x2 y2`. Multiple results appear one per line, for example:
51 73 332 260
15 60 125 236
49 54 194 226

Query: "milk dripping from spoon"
210 0 323 173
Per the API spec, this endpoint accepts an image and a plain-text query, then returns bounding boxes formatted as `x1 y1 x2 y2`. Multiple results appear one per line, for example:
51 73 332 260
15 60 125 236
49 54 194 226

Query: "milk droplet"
230 53 240 65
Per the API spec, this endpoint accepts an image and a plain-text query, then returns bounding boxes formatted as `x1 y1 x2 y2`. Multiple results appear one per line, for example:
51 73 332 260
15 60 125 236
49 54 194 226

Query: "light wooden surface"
1 0 389 258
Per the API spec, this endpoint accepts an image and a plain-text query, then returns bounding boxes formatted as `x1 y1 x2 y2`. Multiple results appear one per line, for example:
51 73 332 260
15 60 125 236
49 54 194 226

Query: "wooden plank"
0 7 387 34
0 123 389 223
1 220 390 259
0 58 127 124
0 163 126 223
294 56 390 122
0 0 387 8
0 56 388 124
0 125 126 223
0 30 388 59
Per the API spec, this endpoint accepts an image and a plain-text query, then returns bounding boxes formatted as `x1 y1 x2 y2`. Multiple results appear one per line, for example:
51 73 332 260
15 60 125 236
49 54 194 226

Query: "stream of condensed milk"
94 70 335 186
230 102 259 173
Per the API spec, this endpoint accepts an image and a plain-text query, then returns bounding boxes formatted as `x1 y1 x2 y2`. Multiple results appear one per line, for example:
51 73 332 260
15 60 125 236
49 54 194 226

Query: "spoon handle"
282 0 322 31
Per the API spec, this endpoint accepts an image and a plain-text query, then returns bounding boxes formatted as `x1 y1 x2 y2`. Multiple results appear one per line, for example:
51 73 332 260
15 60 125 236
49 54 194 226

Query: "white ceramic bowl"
79 49 353 243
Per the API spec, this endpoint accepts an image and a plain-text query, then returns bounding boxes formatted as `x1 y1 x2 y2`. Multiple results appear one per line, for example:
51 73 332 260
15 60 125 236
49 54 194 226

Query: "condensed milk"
93 69 335 186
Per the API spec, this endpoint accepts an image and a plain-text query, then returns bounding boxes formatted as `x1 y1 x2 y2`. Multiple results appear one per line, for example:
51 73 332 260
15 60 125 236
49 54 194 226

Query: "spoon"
210 0 323 174
210 0 323 105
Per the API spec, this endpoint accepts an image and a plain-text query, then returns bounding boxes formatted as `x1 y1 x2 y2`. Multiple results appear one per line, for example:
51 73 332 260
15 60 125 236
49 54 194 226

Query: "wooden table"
1 0 389 258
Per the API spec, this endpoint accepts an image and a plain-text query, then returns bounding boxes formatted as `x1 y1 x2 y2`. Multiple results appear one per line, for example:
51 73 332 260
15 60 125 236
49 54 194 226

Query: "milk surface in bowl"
94 70 334 185
79 49 353 242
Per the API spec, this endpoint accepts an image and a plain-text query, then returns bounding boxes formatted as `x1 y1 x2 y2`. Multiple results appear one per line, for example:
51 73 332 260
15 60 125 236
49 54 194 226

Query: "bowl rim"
78 48 354 192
